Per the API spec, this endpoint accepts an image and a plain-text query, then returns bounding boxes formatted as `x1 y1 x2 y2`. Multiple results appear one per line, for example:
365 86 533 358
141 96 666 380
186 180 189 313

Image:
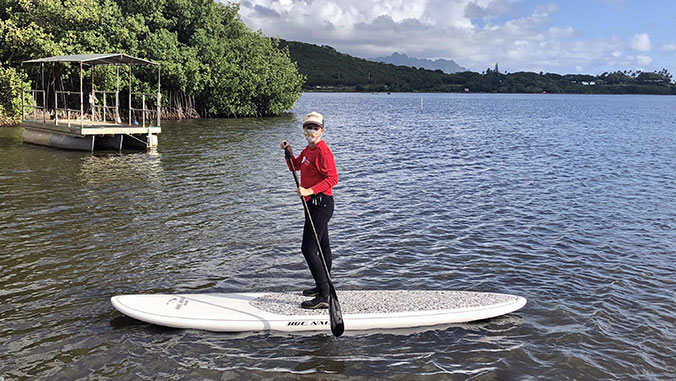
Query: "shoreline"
303 88 676 95
3 91 673 128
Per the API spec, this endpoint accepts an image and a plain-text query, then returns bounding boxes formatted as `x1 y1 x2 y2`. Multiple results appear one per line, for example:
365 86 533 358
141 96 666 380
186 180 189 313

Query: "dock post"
42 90 46 125
55 89 59 126
21 88 25 122
128 65 132 126
116 65 120 124
142 94 146 128
41 62 45 125
157 66 161 127
420 96 423 113
91 66 95 121
156 92 161 127
80 62 84 130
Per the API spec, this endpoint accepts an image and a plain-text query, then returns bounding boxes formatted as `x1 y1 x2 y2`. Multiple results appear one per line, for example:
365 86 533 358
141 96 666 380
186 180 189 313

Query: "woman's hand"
280 140 294 157
296 186 314 197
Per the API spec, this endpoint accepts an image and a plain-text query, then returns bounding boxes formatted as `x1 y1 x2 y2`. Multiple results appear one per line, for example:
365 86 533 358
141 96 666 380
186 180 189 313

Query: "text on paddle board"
287 320 329 326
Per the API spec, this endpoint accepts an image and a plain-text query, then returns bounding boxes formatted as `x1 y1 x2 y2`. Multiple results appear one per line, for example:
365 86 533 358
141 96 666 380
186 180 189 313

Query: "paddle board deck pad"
111 290 526 332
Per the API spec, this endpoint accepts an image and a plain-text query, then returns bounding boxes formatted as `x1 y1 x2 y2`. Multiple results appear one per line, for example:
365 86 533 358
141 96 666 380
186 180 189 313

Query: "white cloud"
636 55 652 66
547 26 576 38
236 1 664 74
661 43 676 52
465 0 515 20
629 33 651 52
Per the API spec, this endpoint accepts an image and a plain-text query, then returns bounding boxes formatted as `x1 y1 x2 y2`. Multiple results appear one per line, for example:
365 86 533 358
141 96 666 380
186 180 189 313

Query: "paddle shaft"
285 147 344 336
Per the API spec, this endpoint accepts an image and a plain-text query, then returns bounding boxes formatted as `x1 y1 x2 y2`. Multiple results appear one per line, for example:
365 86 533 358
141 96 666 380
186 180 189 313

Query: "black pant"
301 194 334 298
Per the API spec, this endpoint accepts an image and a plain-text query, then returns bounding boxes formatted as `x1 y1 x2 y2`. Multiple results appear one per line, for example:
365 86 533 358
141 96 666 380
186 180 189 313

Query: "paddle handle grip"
284 147 301 188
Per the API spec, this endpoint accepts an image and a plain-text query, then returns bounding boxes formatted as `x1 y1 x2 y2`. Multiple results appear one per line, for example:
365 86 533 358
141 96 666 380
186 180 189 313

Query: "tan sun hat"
303 111 324 128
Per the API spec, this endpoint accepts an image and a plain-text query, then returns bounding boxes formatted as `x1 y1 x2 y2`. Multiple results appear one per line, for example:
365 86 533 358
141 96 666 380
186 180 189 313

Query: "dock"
21 53 162 151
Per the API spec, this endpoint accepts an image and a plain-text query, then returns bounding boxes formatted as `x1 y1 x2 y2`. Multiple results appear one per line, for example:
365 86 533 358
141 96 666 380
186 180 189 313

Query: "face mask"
304 128 322 143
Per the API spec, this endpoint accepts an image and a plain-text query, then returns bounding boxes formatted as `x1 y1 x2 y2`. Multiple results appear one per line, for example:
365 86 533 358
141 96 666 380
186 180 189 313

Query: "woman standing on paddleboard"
280 111 338 309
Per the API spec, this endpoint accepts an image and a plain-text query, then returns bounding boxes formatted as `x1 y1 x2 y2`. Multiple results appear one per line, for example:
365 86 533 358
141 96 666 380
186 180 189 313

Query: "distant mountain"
369 52 467 74
279 40 463 92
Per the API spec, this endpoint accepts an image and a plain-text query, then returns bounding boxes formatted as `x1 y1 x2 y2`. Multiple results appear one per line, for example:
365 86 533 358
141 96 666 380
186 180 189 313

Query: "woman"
280 111 338 309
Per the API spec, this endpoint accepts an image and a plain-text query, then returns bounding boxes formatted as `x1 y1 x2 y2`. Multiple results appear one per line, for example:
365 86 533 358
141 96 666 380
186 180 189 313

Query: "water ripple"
1 93 675 379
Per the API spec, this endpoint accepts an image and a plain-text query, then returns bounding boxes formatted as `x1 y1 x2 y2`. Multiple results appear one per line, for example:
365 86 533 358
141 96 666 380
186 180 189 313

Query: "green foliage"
0 64 31 125
0 0 303 119
283 40 676 95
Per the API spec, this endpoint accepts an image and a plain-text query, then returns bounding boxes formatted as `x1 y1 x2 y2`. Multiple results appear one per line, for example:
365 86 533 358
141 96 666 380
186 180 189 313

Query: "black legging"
301 194 334 298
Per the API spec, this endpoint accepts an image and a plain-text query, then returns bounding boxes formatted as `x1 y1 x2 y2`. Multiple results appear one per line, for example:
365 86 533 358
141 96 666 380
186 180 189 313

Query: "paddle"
284 147 344 337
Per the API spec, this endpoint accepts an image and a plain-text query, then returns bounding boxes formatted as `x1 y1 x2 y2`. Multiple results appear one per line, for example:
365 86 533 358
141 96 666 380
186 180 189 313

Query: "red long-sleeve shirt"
288 141 338 200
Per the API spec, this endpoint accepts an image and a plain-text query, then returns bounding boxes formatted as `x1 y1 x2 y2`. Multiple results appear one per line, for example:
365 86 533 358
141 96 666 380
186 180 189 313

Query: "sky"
235 0 676 75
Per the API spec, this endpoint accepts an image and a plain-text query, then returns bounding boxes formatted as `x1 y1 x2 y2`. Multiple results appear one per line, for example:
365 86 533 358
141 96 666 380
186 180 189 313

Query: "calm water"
1 93 675 380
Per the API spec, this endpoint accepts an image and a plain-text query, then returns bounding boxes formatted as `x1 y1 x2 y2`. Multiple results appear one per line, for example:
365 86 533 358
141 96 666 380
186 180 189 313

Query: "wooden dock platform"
21 53 162 152
22 119 161 151
22 119 161 136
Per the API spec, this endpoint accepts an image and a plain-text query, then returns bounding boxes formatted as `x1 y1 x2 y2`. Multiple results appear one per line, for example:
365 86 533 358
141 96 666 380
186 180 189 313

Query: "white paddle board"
111 290 526 332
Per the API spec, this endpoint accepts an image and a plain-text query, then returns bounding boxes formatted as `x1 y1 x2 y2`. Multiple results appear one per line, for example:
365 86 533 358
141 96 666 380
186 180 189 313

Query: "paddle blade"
328 291 344 337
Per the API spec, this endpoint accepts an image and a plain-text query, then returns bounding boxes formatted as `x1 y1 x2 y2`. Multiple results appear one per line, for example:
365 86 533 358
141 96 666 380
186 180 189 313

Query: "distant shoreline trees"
0 0 304 125
282 40 676 95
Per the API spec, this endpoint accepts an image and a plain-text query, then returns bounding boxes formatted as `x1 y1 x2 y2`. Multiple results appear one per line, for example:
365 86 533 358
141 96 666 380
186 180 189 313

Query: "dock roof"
23 53 158 66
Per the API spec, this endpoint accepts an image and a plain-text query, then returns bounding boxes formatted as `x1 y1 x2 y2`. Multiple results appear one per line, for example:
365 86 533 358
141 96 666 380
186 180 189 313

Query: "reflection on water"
1 93 675 380
80 152 163 184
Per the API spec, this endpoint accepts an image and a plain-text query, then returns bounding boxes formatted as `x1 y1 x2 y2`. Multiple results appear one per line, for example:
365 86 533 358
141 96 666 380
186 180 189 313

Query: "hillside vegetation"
281 40 676 95
0 0 303 124
280 40 456 92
